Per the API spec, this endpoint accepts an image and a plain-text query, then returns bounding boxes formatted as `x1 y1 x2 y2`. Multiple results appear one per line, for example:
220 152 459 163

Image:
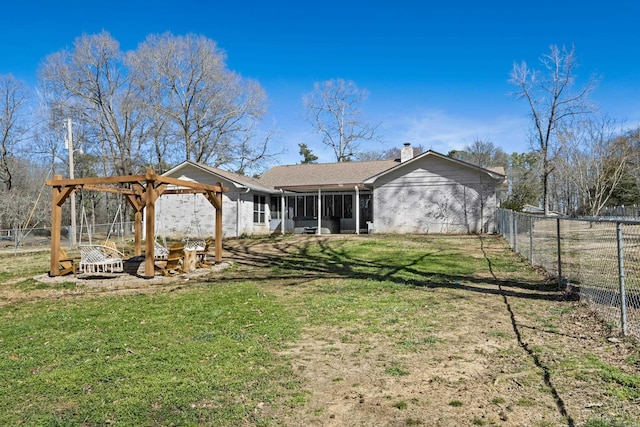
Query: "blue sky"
1 0 639 165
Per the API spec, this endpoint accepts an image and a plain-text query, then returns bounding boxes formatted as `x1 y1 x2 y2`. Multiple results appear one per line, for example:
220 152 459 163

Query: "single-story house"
153 144 507 239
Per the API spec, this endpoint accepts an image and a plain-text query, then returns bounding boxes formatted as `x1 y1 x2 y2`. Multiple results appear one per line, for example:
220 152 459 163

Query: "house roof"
163 160 275 193
256 160 398 192
163 150 507 194
363 150 507 184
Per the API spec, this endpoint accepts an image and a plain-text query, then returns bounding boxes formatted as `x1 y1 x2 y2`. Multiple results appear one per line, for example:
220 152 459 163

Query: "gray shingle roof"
163 161 275 193
195 163 274 192
257 160 398 191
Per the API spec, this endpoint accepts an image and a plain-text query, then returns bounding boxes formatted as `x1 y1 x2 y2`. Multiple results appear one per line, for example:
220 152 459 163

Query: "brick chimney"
400 142 414 163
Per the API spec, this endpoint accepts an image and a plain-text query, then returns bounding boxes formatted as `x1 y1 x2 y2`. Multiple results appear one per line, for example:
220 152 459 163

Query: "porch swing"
103 201 127 255
153 216 170 260
76 191 125 274
153 193 197 275
182 193 213 267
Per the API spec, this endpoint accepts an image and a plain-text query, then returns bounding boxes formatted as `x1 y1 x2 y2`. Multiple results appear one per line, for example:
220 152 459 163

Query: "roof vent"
400 143 414 163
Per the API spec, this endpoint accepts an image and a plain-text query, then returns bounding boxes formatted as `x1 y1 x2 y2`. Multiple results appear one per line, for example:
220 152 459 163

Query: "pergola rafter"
46 169 227 278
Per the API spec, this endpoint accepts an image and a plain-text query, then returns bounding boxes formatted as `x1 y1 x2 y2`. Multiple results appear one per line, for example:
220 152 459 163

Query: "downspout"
236 192 241 238
237 187 251 238
317 188 322 235
355 186 360 235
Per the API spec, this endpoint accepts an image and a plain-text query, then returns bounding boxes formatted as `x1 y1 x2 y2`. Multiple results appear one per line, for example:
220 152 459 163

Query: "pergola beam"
47 169 227 278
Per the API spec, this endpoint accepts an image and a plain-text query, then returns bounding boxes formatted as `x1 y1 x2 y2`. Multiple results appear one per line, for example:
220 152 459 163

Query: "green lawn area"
1 234 638 426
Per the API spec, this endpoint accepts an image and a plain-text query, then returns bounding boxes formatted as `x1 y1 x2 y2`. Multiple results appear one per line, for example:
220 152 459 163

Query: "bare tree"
557 115 631 216
38 31 147 177
0 74 30 191
501 151 542 212
357 144 426 161
510 45 598 214
0 158 52 228
623 128 640 205
303 78 379 162
127 33 272 169
449 139 508 169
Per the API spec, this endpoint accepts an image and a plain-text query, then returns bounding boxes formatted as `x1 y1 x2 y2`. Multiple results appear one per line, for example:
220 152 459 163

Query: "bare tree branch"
127 33 272 170
303 78 380 162
0 75 30 191
509 45 598 214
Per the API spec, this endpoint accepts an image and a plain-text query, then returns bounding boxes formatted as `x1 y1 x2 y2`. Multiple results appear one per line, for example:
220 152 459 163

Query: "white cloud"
381 109 531 154
271 107 537 167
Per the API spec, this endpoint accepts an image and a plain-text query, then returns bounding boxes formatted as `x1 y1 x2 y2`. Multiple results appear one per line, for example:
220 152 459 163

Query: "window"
305 195 316 217
343 195 353 218
270 196 281 219
253 195 266 223
296 196 305 218
322 195 334 216
287 196 296 219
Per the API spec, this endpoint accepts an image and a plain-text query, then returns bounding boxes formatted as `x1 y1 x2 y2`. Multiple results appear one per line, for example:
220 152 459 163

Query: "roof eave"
274 183 371 192
163 160 278 193
364 150 507 184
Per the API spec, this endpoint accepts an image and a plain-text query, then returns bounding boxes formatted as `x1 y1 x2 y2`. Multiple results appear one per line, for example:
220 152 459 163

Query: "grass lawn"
1 234 639 426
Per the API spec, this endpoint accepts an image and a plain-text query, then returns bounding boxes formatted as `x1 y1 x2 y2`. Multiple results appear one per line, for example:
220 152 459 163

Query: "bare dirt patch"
220 235 639 427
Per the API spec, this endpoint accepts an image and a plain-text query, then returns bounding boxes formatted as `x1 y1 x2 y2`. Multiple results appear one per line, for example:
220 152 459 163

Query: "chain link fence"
0 222 135 256
497 209 640 338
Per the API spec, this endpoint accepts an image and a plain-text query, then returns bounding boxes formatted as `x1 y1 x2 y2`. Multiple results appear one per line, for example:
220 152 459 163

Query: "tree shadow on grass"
210 235 564 303
478 235 576 427
212 234 578 425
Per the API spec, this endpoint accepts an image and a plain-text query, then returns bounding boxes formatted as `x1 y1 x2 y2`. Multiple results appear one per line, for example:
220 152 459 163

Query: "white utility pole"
66 118 77 247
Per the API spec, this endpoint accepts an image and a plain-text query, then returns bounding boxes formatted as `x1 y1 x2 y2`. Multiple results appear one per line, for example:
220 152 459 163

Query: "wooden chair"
185 238 213 267
58 248 78 276
154 242 185 276
197 238 215 268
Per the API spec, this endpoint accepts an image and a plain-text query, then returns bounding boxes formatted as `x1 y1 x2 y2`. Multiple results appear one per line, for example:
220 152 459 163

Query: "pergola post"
144 171 159 278
49 175 63 276
48 175 77 276
144 200 155 278
124 193 145 257
134 211 143 256
215 193 223 262
209 183 224 263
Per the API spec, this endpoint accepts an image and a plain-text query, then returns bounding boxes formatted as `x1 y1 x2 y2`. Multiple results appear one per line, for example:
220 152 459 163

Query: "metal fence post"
529 216 533 263
556 218 563 290
508 210 513 248
616 222 628 336
513 213 518 253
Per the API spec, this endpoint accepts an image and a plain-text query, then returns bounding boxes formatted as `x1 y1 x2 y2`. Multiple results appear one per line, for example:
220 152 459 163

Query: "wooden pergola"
47 169 227 278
